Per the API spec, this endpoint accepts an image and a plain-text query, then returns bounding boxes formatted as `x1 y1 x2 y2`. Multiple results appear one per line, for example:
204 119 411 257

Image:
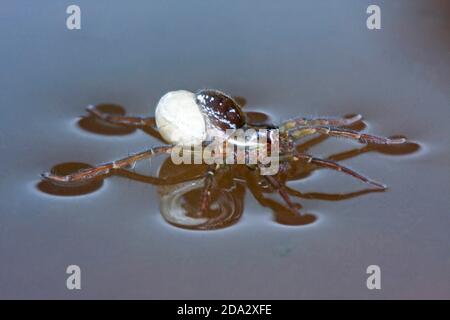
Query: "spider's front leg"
86 105 156 127
42 145 173 185
293 152 386 189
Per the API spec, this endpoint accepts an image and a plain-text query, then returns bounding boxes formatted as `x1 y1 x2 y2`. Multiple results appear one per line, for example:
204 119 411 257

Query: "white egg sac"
155 90 207 146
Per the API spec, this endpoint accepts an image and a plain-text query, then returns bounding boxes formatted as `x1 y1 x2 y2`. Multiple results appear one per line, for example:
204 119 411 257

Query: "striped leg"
42 146 172 185
294 153 386 189
289 126 406 145
280 114 362 132
86 105 155 127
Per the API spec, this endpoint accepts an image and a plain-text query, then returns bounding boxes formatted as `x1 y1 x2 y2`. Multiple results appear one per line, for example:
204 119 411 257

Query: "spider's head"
155 89 246 147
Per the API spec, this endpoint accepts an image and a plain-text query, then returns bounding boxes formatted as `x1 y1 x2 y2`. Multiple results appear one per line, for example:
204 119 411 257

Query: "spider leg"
199 166 218 214
41 145 172 185
289 126 406 145
294 153 386 189
86 105 155 127
264 175 302 215
262 162 302 215
280 114 362 132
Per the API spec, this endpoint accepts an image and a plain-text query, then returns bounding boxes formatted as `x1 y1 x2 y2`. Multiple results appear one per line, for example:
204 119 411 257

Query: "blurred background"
0 0 449 299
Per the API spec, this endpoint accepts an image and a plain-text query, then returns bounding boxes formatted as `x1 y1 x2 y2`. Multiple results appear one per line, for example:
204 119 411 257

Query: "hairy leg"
86 105 155 127
294 153 386 189
199 166 218 214
262 162 303 215
264 175 302 215
42 145 172 184
289 126 406 144
280 114 362 133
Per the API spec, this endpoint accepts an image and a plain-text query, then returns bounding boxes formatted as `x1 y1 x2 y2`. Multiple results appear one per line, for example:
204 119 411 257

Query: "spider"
42 89 407 229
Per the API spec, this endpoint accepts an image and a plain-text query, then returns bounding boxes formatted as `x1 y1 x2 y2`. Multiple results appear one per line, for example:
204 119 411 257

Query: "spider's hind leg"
280 114 362 132
289 126 406 145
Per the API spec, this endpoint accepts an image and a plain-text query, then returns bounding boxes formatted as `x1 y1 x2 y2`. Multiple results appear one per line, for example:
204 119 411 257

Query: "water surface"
0 0 449 299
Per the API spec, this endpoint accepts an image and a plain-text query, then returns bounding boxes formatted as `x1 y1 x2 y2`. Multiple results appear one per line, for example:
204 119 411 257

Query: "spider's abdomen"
195 89 246 131
155 90 206 146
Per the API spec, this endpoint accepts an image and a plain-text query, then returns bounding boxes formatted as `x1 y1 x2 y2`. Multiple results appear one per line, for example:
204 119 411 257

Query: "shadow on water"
77 103 137 135
38 100 421 230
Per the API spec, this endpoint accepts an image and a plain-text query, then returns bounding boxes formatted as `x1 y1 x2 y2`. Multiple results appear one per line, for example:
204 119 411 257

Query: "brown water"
0 0 449 299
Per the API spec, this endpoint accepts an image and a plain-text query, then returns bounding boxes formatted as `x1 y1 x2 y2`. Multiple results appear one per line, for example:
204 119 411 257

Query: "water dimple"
159 178 244 230
37 162 103 196
77 103 137 135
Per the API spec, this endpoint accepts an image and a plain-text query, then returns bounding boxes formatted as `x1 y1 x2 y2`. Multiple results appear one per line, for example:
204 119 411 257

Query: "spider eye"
195 89 246 130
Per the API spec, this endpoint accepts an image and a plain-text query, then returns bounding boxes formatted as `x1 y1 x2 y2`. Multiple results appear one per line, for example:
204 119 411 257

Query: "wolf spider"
42 89 407 229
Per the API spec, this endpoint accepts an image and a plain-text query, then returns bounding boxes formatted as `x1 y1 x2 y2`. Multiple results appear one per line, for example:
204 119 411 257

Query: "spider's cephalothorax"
42 89 407 229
